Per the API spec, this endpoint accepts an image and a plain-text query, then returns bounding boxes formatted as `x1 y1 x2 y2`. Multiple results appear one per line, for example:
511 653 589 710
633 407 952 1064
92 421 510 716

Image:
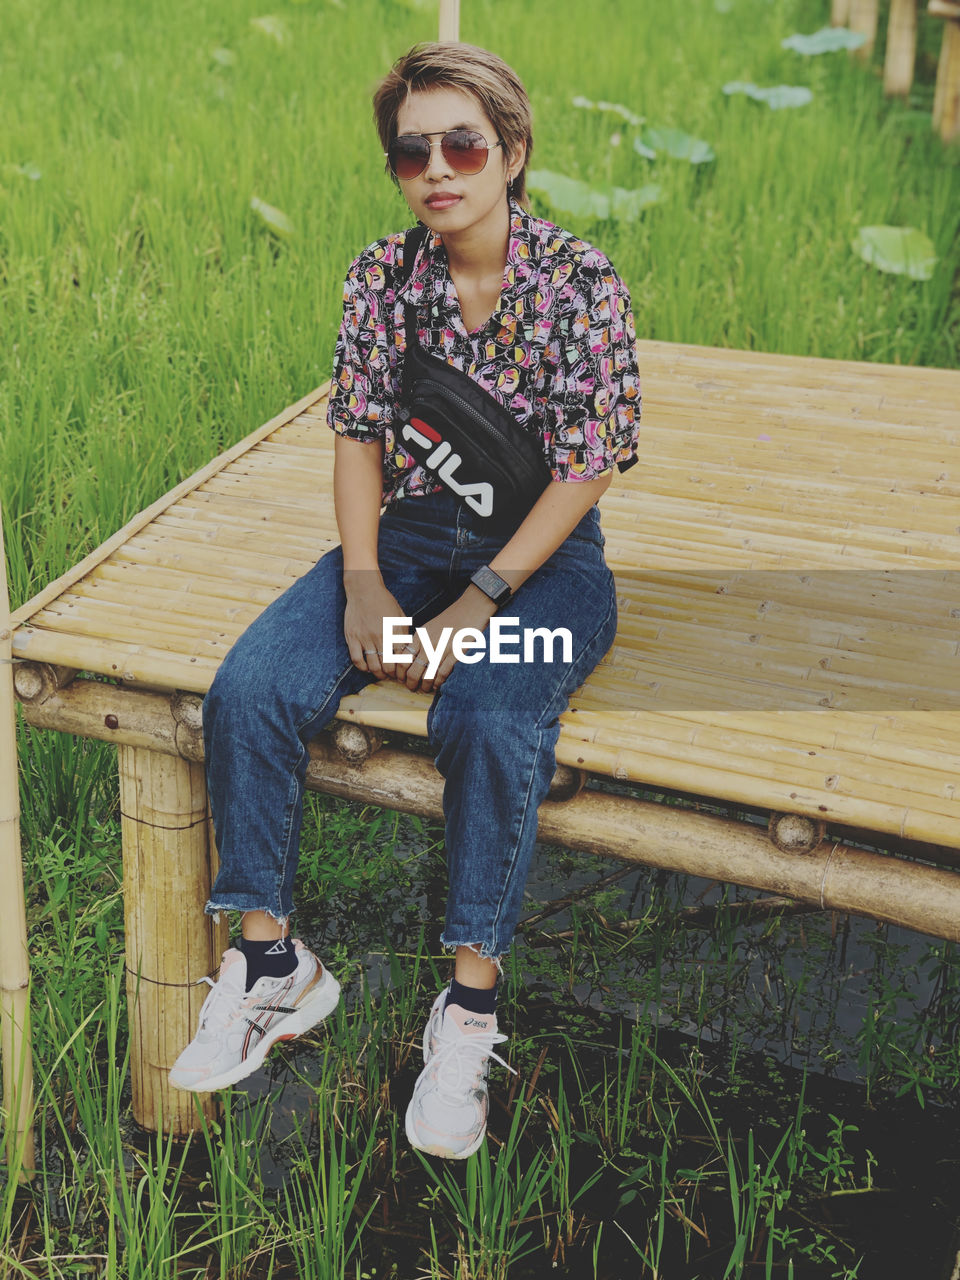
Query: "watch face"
473 566 510 603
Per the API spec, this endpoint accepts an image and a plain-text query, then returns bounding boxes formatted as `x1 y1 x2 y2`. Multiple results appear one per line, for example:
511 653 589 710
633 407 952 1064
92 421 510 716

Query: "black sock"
237 936 298 992
445 977 498 1016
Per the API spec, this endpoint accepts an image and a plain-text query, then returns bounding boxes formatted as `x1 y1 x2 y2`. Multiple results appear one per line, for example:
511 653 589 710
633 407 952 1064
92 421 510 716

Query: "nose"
422 138 456 182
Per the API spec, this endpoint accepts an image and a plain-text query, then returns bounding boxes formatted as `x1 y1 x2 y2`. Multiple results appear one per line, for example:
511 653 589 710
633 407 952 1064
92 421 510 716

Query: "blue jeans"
202 490 618 959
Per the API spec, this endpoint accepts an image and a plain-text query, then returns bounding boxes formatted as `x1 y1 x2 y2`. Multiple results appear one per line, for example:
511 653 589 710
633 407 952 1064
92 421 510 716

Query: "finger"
380 643 411 681
426 653 457 693
347 634 369 673
438 654 458 686
361 641 385 680
404 652 429 692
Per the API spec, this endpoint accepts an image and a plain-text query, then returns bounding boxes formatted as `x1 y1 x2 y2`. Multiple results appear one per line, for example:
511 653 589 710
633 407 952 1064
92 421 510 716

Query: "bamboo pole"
832 0 852 22
0 505 35 1180
304 746 960 944
884 0 918 95
931 1 960 141
117 746 227 1134
849 0 879 59
15 673 960 940
438 0 460 42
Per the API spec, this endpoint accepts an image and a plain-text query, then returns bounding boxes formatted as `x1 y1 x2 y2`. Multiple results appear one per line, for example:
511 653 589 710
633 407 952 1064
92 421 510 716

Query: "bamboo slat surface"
12 339 960 847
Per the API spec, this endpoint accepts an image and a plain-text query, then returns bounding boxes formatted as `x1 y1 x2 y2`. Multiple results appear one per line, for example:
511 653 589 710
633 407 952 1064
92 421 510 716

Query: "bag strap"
398 223 430 393
399 221 430 291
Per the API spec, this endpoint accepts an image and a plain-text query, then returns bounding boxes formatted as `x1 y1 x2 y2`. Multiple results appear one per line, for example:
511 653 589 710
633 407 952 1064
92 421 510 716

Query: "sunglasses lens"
389 130 491 179
389 136 431 180
440 130 488 174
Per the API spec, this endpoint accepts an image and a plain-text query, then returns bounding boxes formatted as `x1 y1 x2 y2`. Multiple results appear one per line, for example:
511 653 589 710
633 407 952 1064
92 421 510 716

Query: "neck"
440 196 512 282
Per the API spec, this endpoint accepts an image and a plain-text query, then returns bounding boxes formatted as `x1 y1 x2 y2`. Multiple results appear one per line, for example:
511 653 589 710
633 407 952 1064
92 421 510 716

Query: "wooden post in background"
0 504 35 1181
118 746 227 1134
849 0 879 59
930 0 960 141
438 0 460 42
832 0 852 23
884 0 918 94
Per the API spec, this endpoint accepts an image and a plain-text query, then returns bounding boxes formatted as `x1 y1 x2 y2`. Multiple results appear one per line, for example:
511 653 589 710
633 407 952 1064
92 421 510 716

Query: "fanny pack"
396 223 552 534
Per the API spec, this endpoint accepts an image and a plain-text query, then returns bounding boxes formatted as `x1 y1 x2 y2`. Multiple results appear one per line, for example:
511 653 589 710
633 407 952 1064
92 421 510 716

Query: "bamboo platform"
8 337 960 1135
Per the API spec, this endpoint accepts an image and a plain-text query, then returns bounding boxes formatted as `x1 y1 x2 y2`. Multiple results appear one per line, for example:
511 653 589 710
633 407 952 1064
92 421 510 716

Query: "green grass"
2 0 958 605
3 0 960 1273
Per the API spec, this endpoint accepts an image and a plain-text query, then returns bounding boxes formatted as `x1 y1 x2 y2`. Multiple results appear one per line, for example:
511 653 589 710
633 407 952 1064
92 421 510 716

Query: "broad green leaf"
250 196 296 237
639 125 715 164
571 95 644 127
633 136 657 160
610 184 663 220
782 27 866 55
250 15 289 43
723 81 813 109
211 47 236 67
527 169 662 222
851 225 936 281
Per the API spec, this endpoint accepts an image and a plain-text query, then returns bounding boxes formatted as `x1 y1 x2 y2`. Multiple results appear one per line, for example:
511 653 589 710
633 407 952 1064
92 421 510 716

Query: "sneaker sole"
404 1099 487 1160
170 970 341 1093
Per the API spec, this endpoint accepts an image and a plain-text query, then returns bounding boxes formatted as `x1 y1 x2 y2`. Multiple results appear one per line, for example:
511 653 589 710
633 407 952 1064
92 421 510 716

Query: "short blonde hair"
372 42 534 207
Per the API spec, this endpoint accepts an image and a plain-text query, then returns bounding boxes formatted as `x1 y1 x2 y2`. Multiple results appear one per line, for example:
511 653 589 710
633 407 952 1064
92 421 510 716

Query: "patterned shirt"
326 195 642 507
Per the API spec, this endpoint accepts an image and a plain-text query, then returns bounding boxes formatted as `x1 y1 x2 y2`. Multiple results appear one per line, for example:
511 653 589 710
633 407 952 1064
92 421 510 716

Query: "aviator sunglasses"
386 128 505 181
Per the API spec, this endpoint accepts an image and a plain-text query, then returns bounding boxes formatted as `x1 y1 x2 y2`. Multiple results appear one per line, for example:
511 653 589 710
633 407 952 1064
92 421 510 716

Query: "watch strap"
470 565 512 607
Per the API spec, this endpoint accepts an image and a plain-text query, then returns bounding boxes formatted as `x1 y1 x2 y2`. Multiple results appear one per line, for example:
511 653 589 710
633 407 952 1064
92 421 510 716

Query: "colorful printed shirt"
326 195 641 507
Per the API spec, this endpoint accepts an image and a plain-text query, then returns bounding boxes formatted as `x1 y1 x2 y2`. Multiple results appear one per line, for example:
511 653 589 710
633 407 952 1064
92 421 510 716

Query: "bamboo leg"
849 0 879 59
0 509 35 1181
832 0 852 24
438 0 459 41
933 18 960 142
884 0 917 95
118 745 227 1134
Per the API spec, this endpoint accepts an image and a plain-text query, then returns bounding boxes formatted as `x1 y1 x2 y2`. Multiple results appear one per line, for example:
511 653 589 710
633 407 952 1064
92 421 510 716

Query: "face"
392 86 524 240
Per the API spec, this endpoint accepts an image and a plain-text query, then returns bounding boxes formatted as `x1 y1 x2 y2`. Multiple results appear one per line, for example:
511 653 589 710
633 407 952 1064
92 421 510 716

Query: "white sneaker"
169 940 340 1092
405 989 515 1159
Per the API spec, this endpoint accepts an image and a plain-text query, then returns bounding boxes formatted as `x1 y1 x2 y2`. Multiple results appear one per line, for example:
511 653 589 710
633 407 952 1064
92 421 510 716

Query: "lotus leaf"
639 126 715 164
250 197 296 238
851 225 936 281
723 81 813 109
527 169 662 222
782 27 867 54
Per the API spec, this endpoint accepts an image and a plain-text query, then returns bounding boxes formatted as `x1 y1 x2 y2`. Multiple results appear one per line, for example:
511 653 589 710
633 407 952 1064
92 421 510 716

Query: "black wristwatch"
470 565 512 609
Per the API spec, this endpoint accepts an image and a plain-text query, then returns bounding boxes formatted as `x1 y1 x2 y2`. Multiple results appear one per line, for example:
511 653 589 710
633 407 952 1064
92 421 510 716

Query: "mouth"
425 195 462 209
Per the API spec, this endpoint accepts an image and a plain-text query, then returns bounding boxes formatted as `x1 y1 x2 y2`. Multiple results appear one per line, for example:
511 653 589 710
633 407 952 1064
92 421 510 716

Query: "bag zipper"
413 377 548 487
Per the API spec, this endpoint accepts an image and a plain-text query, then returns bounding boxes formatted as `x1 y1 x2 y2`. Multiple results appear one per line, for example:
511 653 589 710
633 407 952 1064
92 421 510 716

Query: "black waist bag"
397 225 552 535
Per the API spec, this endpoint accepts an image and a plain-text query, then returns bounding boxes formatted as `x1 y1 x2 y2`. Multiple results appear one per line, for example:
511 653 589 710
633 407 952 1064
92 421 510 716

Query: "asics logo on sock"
463 1017 490 1028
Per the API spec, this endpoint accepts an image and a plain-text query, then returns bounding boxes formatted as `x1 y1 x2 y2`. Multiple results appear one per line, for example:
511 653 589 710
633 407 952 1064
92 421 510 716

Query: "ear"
506 139 526 184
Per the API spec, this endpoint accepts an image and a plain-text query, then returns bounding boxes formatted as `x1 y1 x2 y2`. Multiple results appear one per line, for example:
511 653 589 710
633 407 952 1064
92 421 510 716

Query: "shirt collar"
398 195 541 317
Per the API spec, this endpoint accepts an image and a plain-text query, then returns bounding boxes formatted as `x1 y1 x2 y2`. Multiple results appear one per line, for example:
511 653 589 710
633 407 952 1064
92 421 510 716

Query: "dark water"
29 787 960 1278
224 790 960 1277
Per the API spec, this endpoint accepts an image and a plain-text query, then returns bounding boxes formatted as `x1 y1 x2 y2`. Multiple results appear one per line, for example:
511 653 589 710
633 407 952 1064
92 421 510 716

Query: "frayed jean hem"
203 899 293 927
440 937 505 973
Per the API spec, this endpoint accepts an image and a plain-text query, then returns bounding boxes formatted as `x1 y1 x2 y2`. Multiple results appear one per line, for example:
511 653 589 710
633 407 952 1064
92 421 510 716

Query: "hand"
400 588 497 695
343 575 410 680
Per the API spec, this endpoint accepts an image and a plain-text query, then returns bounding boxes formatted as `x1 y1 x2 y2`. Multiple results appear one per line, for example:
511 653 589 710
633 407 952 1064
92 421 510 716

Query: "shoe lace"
430 1028 517 1103
195 964 248 1032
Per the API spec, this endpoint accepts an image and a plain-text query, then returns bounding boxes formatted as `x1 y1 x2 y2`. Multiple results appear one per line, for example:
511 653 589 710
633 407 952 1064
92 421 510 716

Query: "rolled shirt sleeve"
326 248 398 442
544 254 642 482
